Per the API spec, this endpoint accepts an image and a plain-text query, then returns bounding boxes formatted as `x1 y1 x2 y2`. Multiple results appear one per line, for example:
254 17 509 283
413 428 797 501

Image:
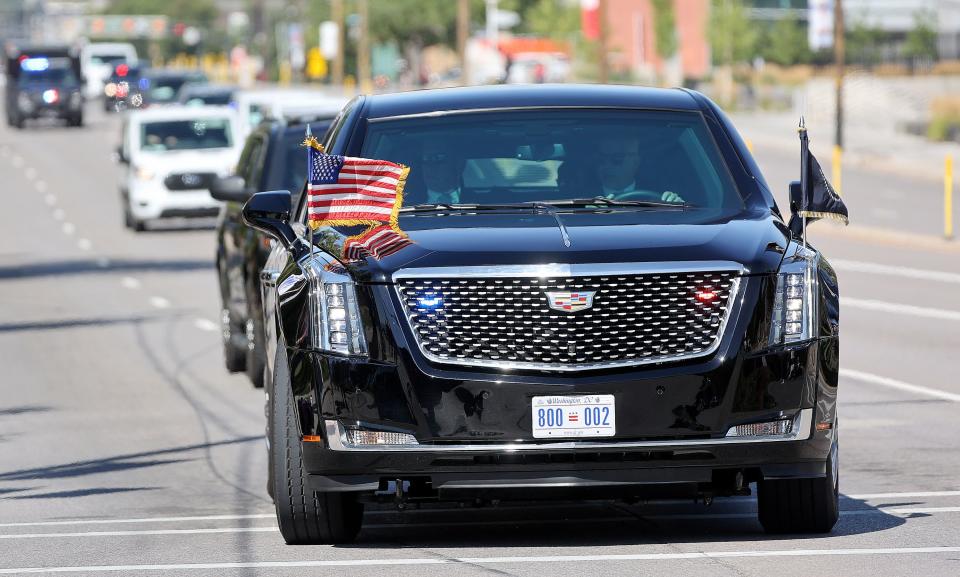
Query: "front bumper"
304 410 829 495
294 336 838 496
128 181 222 220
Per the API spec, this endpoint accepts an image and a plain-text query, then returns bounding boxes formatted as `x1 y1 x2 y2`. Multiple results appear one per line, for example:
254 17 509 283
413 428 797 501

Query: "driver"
596 135 684 203
421 139 464 204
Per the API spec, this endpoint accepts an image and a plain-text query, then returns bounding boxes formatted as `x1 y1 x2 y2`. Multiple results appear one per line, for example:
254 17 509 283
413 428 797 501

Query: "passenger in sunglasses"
595 136 684 203
421 140 464 204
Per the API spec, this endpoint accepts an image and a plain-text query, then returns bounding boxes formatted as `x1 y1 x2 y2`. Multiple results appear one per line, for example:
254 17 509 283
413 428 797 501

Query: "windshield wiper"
558 196 693 209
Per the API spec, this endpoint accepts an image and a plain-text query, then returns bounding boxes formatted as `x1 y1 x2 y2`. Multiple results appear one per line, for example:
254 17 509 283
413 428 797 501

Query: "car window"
361 109 744 213
236 133 266 188
18 61 78 86
139 118 233 152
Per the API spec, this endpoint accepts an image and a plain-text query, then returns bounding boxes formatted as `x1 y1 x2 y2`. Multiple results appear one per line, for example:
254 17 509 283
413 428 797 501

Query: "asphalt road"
1 104 959 576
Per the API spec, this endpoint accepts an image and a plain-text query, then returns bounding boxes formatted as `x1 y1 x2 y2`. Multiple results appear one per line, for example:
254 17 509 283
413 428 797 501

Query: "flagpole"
305 123 314 252
798 116 808 251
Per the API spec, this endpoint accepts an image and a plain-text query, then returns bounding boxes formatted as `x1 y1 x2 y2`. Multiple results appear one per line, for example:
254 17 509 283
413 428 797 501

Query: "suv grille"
163 172 216 191
396 270 740 371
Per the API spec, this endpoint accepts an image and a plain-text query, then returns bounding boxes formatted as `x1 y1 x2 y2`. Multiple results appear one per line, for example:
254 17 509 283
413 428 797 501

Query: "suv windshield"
361 109 743 213
139 118 232 152
19 66 78 87
147 75 206 103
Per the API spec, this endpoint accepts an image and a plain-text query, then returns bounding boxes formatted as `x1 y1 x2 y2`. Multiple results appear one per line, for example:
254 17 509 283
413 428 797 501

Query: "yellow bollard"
946 155 955 240
832 145 842 196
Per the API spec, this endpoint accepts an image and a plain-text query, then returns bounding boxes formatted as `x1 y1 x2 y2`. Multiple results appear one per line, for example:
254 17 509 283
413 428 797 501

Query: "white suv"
117 106 241 231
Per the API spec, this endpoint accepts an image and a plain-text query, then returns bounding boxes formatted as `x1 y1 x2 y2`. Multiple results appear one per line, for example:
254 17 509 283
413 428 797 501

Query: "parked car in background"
177 84 237 107
116 106 241 231
106 67 208 111
4 45 84 128
244 84 841 544
80 42 137 100
213 102 345 387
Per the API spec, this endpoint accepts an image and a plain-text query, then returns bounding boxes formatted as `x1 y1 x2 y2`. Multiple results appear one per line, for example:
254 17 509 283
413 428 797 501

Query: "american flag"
307 146 408 228
343 224 413 262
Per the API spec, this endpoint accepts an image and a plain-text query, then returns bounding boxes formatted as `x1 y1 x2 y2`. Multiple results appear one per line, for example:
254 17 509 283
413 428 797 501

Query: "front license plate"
532 395 616 439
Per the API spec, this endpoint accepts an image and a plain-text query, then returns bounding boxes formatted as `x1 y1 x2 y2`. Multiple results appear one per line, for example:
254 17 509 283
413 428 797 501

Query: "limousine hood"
323 209 791 283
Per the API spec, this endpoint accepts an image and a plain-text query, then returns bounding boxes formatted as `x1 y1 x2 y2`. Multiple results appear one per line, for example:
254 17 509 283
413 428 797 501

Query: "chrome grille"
396 267 741 371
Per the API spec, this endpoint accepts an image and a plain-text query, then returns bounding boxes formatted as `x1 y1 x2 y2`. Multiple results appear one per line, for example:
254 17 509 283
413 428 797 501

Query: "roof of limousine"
362 84 704 120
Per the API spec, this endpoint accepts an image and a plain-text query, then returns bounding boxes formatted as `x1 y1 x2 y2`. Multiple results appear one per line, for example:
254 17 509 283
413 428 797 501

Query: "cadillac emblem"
545 290 596 313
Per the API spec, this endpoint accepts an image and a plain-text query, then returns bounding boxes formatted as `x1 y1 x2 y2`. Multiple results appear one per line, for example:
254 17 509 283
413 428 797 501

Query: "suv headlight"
133 165 156 181
769 245 819 345
304 255 367 355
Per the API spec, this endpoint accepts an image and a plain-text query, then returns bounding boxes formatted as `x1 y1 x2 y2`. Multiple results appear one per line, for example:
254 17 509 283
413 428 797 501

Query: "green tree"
904 8 938 61
709 0 758 66
651 0 677 59
763 14 809 66
103 0 217 26
846 15 885 66
523 0 580 40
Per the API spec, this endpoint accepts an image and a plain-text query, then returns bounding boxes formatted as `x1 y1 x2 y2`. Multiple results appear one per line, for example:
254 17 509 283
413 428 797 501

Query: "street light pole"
833 0 845 193
458 0 470 85
598 0 609 84
357 0 370 93
834 0 844 150
331 0 344 87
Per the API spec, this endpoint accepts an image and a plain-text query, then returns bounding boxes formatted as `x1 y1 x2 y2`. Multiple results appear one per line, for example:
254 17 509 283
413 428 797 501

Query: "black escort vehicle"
242 85 841 544
4 45 84 128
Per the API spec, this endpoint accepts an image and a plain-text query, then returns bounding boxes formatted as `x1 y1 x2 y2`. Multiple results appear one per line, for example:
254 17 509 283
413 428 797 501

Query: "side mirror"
241 190 304 257
210 175 253 202
787 180 803 237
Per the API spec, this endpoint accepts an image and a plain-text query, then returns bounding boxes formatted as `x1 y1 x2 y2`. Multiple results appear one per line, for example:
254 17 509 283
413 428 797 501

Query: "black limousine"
243 85 841 544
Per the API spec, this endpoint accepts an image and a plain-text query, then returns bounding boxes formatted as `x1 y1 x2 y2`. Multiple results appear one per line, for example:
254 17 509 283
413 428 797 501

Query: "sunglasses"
595 152 638 166
422 152 451 163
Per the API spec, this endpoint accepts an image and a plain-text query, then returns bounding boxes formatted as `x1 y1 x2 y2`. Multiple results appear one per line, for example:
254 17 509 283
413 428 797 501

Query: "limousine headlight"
769 246 818 345
304 258 367 355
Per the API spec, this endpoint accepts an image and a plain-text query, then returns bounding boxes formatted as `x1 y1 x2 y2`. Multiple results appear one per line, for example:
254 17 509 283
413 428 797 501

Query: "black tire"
758 441 839 534
12 116 24 130
220 307 247 373
123 202 146 232
245 312 266 389
270 343 363 545
69 114 83 128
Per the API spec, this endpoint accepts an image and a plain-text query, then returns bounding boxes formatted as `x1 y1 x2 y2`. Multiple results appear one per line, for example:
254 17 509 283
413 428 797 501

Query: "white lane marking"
24 166 37 181
61 222 75 236
848 490 960 500
0 527 277 540
831 259 960 284
841 297 960 323
10 154 23 167
149 296 171 309
120 276 141 290
0 513 274 529
2 506 957 541
35 180 48 193
43 193 56 206
52 209 65 221
841 368 960 403
2 547 960 573
193 318 219 332
77 238 92 251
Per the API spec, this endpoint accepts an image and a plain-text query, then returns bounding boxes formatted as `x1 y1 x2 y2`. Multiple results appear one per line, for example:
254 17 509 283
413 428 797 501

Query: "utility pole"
834 0 845 149
833 0 845 193
458 0 470 85
331 0 344 87
357 0 371 93
598 0 609 84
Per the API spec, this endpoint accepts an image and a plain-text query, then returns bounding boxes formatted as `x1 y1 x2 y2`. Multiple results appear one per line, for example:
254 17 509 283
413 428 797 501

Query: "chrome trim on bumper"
324 408 813 452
